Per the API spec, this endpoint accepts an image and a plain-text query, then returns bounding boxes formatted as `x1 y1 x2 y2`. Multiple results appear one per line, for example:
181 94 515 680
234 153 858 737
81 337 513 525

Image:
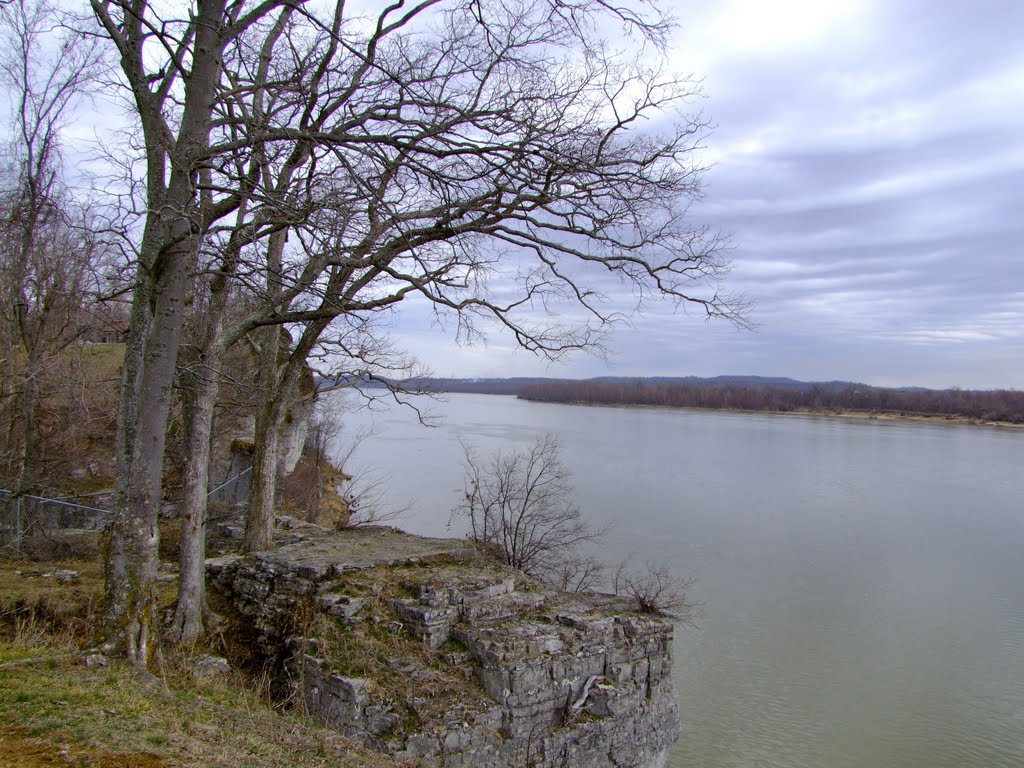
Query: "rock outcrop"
210 523 679 767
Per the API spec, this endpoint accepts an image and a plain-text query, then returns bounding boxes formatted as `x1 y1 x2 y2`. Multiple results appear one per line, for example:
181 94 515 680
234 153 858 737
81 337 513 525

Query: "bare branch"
613 558 702 624
453 435 608 582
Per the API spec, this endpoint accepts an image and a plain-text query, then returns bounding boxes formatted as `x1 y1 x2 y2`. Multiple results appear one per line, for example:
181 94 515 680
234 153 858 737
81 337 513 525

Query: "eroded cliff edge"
209 524 679 767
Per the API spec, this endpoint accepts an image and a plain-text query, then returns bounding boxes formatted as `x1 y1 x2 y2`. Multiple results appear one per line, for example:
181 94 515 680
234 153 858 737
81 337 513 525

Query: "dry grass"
0 559 398 768
0 648 399 768
0 560 105 645
0 724 167 768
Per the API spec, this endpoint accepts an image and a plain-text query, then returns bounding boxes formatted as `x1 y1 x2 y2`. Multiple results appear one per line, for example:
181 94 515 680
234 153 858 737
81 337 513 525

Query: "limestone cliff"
209 524 679 768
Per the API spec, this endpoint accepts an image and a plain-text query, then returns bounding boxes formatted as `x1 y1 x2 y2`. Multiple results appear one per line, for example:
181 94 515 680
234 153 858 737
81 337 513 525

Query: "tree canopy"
1 0 741 667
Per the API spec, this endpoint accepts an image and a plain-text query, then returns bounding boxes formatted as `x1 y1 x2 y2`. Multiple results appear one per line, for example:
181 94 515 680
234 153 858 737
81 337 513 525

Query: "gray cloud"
372 2 1024 388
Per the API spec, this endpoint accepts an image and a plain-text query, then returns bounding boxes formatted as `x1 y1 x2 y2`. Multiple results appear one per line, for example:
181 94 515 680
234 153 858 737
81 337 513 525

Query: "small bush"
613 560 702 624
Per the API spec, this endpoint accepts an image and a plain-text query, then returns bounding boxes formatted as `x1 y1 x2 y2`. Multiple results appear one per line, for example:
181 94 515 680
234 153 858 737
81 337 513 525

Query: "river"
329 392 1024 768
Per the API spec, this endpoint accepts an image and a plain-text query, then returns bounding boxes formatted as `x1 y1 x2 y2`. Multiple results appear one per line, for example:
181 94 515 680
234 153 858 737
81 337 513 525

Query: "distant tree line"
517 380 1024 423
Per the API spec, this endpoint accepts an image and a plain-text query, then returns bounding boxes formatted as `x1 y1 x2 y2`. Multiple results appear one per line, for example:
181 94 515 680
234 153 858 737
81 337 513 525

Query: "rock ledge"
210 524 678 768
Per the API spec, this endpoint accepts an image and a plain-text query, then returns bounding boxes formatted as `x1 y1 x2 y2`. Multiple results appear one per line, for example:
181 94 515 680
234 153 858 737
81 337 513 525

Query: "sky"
45 0 1022 390
397 0 1024 389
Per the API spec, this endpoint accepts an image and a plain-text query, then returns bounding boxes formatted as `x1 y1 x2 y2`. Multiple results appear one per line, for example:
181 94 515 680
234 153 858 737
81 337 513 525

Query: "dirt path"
0 727 166 768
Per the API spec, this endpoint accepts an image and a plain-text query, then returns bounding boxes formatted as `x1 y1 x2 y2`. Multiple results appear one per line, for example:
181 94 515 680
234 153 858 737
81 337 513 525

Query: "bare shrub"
613 559 702 624
333 466 406 529
550 554 606 594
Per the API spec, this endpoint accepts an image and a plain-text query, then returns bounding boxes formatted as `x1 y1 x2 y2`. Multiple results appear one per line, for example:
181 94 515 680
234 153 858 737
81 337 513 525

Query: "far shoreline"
510 395 1024 430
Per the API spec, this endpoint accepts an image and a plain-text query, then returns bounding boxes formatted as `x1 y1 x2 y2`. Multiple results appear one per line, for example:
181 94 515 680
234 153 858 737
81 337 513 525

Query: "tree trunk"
101 0 229 668
241 326 283 552
114 264 153 487
11 351 40 495
167 355 219 644
168 233 243 643
104 235 192 665
241 309 334 552
242 400 282 552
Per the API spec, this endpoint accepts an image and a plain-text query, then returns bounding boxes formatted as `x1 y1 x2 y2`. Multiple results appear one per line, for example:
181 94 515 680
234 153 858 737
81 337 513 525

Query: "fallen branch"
569 675 604 711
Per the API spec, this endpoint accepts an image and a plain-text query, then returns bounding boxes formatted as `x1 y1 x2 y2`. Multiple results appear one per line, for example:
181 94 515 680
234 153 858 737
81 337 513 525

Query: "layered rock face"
210 524 679 767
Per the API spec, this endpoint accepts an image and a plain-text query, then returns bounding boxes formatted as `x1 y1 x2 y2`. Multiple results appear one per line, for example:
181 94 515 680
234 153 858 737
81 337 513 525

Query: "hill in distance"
391 374 870 395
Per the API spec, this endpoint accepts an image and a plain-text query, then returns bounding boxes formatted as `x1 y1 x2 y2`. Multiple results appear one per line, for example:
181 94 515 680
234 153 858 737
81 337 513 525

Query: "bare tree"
88 0 281 667
455 436 702 613
454 435 607 580
168 163 273 644
86 0 741 666
0 0 106 495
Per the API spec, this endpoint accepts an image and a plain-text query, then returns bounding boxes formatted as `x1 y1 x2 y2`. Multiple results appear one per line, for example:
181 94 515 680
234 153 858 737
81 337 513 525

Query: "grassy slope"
0 560 398 768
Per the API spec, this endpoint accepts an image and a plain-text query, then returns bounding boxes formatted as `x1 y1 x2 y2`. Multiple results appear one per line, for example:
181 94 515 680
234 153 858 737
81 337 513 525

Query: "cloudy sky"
399 0 1024 389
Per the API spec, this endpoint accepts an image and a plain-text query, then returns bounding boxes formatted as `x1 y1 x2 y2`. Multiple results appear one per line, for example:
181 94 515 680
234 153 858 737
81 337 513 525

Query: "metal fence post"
14 495 22 558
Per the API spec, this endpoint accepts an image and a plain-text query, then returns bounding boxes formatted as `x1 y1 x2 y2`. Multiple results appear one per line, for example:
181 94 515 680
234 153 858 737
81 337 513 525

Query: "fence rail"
0 488 112 560
1 466 253 560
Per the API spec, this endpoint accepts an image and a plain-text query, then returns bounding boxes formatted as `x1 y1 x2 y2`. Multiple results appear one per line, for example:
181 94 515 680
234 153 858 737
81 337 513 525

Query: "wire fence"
208 463 252 506
0 488 112 560
0 464 253 561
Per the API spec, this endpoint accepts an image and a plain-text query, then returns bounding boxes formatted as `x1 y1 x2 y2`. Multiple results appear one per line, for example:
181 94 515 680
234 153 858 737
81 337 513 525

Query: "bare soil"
0 726 166 768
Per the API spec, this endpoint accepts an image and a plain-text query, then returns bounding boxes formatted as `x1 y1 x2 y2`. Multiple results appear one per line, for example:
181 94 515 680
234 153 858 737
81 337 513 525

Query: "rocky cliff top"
210 522 679 768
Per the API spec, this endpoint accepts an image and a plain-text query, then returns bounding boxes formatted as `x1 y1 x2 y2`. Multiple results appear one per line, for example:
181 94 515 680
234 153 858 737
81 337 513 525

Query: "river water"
330 392 1024 768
